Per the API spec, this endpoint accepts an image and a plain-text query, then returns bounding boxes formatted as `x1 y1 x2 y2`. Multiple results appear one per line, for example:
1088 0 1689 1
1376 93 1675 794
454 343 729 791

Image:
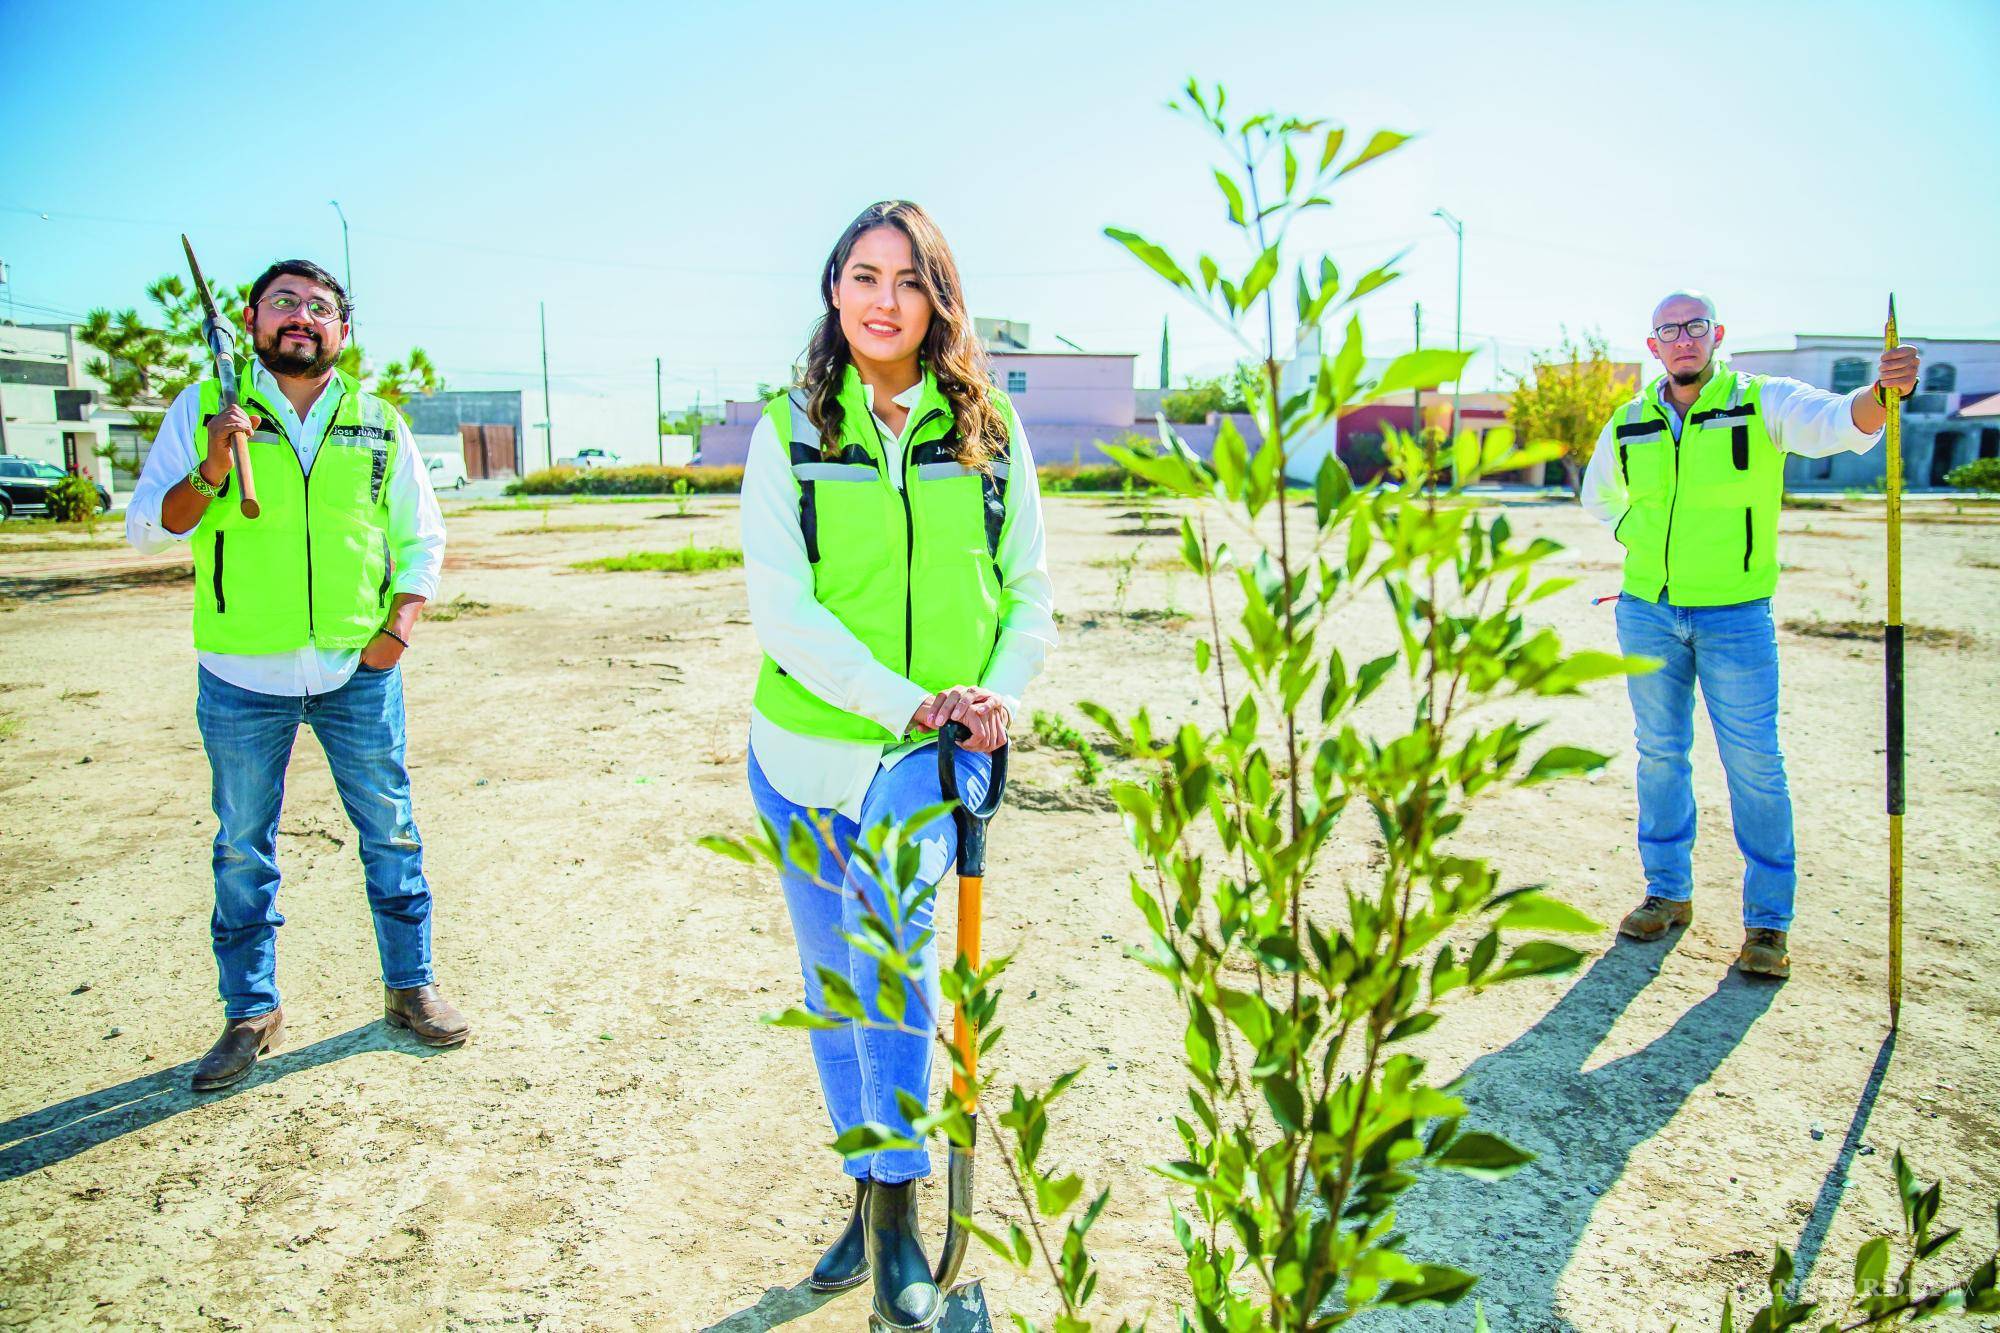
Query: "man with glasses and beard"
1581 290 1920 980
127 258 470 1089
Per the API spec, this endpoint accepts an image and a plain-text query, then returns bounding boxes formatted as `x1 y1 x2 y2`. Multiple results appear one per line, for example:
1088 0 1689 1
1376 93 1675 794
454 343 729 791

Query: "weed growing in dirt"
1031 709 1104 786
1783 617 1976 651
1699 1151 1998 1329
1107 547 1141 618
572 546 742 574
498 522 637 536
424 595 517 622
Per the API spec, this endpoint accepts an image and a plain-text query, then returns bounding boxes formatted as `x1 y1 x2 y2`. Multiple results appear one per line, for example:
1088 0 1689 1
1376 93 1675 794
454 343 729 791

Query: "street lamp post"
328 200 352 305
1432 208 1464 450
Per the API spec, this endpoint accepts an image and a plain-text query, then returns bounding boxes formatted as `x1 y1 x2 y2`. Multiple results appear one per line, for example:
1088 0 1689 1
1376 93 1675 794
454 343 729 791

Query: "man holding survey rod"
126 254 469 1090
1580 290 1920 980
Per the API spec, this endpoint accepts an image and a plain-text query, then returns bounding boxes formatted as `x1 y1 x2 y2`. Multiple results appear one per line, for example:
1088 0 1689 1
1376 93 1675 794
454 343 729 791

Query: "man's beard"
254 327 339 378
1669 353 1712 387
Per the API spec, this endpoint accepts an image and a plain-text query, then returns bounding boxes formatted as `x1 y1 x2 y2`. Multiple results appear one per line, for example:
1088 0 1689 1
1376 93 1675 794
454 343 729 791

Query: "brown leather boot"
191 1008 286 1091
1618 895 1693 941
1735 928 1791 979
384 984 471 1046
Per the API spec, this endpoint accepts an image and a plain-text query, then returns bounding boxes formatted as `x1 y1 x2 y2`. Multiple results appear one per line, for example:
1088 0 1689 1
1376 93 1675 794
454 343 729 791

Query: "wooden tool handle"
228 429 260 519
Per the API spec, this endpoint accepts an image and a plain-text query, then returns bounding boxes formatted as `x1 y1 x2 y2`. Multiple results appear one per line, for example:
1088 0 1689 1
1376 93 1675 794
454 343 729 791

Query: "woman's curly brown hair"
798 201 1007 469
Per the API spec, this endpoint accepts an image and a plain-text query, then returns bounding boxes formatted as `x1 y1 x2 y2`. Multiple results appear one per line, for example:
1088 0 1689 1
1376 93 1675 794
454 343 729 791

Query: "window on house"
1924 362 1956 393
1830 357 1869 394
1006 370 1027 393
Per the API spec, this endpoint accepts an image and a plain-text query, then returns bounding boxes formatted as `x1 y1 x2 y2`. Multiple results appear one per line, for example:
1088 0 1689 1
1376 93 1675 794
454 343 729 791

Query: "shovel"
894 719 1008 1333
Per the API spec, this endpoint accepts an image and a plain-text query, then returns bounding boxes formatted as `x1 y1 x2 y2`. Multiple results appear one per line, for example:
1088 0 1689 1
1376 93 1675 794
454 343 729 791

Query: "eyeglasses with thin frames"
261 293 344 324
1653 318 1713 343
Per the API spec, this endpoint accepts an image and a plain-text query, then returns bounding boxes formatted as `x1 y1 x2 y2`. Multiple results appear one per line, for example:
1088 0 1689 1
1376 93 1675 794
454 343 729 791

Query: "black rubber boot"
866 1180 941 1330
808 1178 871 1292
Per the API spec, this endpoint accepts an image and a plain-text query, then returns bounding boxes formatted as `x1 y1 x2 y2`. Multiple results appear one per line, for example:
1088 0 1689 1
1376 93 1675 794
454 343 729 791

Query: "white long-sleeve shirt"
1580 369 1882 527
741 380 1057 819
126 362 446 696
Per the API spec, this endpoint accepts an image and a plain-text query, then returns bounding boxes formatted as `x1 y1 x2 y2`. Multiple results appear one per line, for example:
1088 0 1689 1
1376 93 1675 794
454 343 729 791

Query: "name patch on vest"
328 424 394 441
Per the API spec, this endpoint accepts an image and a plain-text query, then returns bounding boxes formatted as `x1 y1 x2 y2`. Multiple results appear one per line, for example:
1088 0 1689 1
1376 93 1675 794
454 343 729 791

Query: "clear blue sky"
3 0 1995 441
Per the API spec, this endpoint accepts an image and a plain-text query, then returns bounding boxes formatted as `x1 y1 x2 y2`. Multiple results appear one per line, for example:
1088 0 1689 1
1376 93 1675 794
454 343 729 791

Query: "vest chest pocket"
1690 404 1758 472
1614 420 1671 501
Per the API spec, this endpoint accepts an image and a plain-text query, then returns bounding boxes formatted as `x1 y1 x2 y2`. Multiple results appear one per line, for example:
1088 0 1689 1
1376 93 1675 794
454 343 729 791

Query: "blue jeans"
1614 595 1797 930
747 742 991 1184
195 665 434 1018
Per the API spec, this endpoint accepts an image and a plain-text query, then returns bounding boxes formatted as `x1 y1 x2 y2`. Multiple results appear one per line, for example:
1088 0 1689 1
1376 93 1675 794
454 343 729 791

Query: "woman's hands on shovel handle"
911 685 1009 753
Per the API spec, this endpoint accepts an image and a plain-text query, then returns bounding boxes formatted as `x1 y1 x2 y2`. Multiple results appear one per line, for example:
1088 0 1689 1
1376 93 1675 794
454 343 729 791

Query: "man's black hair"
247 260 352 320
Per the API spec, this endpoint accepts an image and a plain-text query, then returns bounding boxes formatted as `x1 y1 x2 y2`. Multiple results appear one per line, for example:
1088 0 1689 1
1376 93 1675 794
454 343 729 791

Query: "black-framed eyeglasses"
1653 318 1713 343
261 293 344 324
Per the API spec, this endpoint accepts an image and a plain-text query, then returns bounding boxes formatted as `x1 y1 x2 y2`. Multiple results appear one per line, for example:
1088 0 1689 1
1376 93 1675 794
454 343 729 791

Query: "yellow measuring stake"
1884 296 1905 1027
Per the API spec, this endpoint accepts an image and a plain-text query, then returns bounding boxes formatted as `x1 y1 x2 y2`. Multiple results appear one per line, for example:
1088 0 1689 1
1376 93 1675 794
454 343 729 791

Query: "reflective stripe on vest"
189 368 401 653
753 375 1012 742
1606 368 1783 607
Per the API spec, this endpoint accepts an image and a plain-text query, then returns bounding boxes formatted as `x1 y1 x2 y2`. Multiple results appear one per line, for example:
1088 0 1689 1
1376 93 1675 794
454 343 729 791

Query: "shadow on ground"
1367 937 1781 1331
0 1020 444 1182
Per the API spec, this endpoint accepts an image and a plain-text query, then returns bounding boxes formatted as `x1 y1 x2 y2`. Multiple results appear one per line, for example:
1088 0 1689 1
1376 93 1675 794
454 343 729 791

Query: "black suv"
0 456 112 519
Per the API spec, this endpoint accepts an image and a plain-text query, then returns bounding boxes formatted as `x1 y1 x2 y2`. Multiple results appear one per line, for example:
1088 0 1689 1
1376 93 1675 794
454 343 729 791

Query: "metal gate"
459 424 518 479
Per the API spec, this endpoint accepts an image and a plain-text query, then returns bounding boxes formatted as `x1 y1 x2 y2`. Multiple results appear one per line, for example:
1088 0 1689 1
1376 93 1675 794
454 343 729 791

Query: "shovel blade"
938 1280 995 1332
868 1281 993 1333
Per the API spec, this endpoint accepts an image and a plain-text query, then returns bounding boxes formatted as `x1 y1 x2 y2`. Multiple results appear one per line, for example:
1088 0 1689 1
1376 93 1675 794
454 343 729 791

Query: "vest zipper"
212 532 226 612
258 386 349 644
870 405 945 680
1659 407 1681 603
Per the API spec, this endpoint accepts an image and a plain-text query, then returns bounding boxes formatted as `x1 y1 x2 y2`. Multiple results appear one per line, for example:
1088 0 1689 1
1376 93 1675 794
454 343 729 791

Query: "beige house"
0 322 138 494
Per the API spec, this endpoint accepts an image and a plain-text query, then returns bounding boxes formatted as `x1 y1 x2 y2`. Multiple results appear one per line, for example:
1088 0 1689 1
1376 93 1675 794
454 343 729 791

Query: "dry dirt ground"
1 492 1995 1332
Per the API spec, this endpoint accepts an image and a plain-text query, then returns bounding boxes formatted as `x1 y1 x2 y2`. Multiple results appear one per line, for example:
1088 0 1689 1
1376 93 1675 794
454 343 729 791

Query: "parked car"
560 447 620 470
0 456 111 520
425 452 470 490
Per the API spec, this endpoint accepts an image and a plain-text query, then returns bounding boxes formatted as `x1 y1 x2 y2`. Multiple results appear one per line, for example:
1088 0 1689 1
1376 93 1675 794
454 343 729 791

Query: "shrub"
1944 456 2000 492
45 473 102 524
570 546 742 573
1039 462 1135 493
509 465 744 496
1032 709 1104 786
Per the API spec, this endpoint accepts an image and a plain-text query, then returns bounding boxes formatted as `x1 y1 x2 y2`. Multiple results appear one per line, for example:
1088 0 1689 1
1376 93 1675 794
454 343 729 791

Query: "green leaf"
695 834 756 864
1194 638 1211 674
1434 1131 1534 1179
1317 126 1346 174
1379 1262 1478 1304
1337 128 1414 177
1105 227 1192 290
1520 745 1610 786
1372 348 1476 402
1212 169 1246 225
1851 1235 1890 1294
763 1007 843 1030
1241 245 1281 308
1492 940 1586 983
1494 892 1601 935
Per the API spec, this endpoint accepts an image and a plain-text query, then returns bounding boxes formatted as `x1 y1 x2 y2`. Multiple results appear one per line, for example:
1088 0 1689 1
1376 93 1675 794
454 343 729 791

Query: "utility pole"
1412 302 1424 447
655 356 664 465
540 301 554 467
328 201 352 308
1433 208 1464 449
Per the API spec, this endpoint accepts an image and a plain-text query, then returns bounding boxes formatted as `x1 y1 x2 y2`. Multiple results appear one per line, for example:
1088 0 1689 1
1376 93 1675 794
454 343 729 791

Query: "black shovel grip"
938 721 1008 877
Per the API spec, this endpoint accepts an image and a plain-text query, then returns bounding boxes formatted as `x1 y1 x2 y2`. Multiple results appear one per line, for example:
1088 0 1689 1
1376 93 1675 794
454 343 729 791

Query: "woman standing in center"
739 200 1056 1330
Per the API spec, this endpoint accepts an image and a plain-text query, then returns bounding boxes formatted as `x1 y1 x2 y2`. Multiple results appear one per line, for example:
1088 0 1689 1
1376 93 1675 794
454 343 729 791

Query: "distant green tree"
80 274 444 474
1507 328 1631 492
1160 365 1253 422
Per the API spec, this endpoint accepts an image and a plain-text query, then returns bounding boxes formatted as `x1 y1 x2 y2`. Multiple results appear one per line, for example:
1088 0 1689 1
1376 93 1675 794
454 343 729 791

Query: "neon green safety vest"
190 367 401 653
1606 365 1783 606
753 366 1014 742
